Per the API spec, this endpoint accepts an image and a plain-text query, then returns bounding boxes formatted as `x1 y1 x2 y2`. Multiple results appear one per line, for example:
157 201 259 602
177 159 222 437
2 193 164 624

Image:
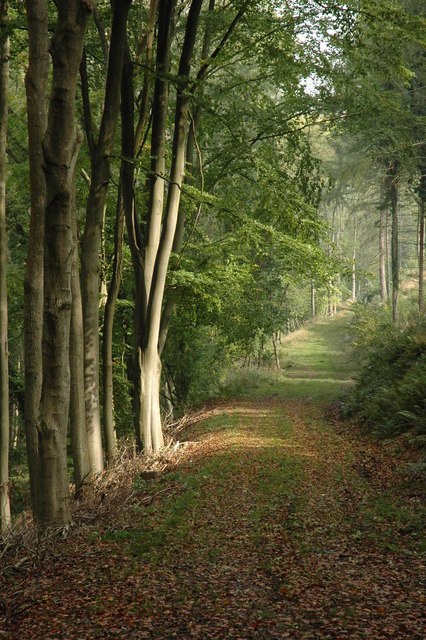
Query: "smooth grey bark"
0 0 10 532
24 0 49 521
159 0 216 355
30 0 92 525
139 0 203 453
80 0 130 473
122 0 204 453
134 0 159 153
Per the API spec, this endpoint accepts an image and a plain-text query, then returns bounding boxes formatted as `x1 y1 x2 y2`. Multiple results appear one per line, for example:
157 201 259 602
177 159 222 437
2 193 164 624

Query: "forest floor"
1 310 425 639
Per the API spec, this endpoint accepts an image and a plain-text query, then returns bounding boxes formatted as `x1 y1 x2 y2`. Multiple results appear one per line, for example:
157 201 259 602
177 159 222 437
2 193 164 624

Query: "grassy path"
2 312 425 639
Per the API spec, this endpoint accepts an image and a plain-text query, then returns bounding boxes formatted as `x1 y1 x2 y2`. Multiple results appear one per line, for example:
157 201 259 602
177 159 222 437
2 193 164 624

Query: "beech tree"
80 0 131 469
24 0 92 525
0 0 10 533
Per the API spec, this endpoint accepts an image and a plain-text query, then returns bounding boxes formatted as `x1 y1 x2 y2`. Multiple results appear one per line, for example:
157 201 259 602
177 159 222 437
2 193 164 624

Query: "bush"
345 304 426 443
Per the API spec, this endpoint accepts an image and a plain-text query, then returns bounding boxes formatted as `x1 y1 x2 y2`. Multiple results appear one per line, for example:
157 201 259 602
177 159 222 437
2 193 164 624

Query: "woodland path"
2 311 425 639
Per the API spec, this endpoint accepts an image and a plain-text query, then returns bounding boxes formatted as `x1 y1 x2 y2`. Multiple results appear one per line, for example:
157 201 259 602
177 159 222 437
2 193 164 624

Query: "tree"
80 0 131 469
0 0 10 533
24 0 92 526
122 0 207 453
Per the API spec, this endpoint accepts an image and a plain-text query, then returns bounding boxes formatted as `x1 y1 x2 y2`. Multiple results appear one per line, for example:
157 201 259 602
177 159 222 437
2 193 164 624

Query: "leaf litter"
1 398 424 639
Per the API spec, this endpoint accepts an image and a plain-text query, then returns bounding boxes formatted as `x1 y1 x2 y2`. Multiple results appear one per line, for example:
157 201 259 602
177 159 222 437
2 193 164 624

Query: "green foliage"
346 303 426 441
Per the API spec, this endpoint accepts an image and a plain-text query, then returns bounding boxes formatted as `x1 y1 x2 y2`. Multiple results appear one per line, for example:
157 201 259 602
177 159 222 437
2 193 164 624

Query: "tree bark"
28 0 92 526
417 151 425 314
139 0 204 453
352 211 357 302
379 185 388 301
419 198 425 314
80 0 130 475
102 188 125 461
70 136 90 490
388 159 399 323
272 333 280 370
0 0 10 533
24 0 49 520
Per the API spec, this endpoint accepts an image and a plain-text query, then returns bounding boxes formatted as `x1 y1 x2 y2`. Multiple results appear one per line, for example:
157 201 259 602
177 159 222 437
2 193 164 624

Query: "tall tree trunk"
30 0 92 526
385 208 391 304
388 160 399 323
0 0 10 533
351 211 357 302
379 197 388 301
417 154 425 314
80 0 130 475
70 136 90 490
139 0 203 453
328 207 336 316
102 189 125 461
122 0 175 452
311 280 315 318
159 0 216 355
24 0 49 520
272 333 280 370
419 198 425 314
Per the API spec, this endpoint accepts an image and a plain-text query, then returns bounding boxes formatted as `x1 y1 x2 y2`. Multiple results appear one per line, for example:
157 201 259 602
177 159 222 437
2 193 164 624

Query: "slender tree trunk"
272 333 280 370
24 0 49 520
70 137 90 490
80 0 130 475
0 0 10 532
385 210 391 304
379 193 388 301
134 0 159 153
102 188 125 461
419 199 425 314
388 160 399 323
352 211 357 302
328 207 336 316
311 280 315 318
139 0 203 453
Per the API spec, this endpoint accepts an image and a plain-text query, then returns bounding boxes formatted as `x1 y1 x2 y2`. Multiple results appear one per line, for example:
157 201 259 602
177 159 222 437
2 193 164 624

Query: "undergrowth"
345 303 426 445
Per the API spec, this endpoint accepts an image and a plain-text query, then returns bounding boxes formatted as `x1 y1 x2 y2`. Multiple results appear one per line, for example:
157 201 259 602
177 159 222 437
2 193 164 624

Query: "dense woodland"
0 0 424 534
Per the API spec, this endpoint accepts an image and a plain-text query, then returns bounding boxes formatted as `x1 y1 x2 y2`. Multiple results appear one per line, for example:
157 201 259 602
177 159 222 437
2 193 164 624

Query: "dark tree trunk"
80 0 130 474
26 0 92 526
0 0 10 532
102 188 125 461
388 160 399 323
24 0 49 525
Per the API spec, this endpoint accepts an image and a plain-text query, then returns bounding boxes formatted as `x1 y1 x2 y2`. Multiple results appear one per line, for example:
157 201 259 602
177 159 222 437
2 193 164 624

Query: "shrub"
345 305 426 443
